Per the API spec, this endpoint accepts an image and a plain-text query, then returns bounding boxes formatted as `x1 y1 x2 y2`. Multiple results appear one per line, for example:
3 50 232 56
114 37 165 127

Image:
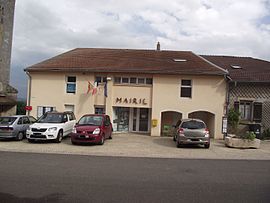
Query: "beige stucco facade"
27 72 226 139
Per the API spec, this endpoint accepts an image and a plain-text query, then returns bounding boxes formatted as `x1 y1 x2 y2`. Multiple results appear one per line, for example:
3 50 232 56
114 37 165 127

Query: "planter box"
225 137 260 149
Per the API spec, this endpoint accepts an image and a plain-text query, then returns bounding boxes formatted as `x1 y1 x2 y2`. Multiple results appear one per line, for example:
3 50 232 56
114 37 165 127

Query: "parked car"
0 115 36 140
26 111 76 143
175 119 210 148
71 114 112 145
172 119 182 141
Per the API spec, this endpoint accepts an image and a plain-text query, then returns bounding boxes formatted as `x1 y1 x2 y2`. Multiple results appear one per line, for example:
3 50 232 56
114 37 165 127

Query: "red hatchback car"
71 114 113 145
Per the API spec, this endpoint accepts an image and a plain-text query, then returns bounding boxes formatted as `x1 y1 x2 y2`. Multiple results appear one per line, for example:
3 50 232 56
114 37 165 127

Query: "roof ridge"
75 47 193 53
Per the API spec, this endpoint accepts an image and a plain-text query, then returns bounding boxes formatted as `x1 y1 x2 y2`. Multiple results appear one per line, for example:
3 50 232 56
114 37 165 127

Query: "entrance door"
139 108 149 131
131 108 149 132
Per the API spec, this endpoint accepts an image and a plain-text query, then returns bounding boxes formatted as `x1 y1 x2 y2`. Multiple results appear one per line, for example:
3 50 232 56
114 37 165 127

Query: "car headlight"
72 127 77 133
48 127 57 132
93 128 100 135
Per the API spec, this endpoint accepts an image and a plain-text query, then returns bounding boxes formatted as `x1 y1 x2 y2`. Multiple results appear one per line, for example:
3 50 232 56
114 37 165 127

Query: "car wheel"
17 132 24 141
71 141 77 145
55 130 63 143
177 141 183 148
99 135 105 145
109 131 112 139
204 143 210 149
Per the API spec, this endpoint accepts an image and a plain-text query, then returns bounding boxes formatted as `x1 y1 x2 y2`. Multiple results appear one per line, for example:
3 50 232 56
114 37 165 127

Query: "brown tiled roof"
202 55 270 82
26 48 227 76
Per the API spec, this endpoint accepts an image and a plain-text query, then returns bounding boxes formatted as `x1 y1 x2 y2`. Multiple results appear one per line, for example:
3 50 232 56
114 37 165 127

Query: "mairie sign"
116 97 147 105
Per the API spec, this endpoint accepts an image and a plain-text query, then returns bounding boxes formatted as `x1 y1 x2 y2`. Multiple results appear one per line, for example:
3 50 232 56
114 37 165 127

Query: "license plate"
34 133 41 135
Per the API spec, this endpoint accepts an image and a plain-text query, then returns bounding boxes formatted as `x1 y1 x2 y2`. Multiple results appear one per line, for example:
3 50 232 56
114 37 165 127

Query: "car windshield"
78 116 103 126
37 113 63 123
181 120 205 129
0 117 17 125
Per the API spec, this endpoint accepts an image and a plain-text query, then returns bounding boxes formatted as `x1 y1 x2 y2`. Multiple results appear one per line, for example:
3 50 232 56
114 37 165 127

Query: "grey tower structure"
0 0 17 116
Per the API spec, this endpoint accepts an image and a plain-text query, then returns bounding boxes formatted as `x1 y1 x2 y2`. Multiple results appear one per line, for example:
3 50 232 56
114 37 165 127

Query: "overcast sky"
10 0 270 99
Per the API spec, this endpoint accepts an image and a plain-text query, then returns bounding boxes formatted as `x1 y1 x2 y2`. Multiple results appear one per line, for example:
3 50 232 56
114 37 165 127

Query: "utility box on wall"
152 119 158 127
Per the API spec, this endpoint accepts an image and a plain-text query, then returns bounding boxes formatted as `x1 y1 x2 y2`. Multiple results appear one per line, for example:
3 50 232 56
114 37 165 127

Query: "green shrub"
240 131 256 141
16 101 26 115
262 128 270 140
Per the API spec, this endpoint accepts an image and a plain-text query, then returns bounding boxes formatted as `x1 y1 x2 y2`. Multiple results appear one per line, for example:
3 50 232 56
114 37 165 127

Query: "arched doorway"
188 111 215 138
161 111 182 136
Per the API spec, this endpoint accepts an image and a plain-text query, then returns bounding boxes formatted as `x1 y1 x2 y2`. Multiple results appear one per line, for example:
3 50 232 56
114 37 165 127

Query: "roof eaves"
25 67 225 76
228 79 270 83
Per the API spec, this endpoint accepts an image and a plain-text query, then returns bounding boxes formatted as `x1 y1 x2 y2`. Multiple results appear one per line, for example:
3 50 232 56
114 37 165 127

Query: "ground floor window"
113 107 130 131
37 106 56 118
234 101 262 122
113 107 150 132
95 106 105 114
65 104 75 113
239 101 252 120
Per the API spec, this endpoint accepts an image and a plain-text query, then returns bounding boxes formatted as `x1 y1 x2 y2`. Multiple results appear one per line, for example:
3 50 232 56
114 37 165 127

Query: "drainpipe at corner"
25 71 32 116
225 73 232 139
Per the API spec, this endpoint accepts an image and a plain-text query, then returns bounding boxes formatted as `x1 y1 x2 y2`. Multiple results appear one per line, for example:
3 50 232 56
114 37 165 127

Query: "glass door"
115 107 130 132
131 108 150 132
132 108 137 131
139 108 149 132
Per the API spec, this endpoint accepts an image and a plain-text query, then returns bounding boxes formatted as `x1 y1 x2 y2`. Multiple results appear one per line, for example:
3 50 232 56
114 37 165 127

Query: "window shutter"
253 102 262 122
234 101 239 112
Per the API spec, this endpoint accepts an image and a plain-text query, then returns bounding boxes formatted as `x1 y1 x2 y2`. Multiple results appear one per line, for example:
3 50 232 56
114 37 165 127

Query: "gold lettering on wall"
116 97 147 105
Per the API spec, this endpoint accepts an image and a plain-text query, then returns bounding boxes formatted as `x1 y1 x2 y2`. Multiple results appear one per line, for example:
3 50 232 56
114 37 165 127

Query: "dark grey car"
175 119 210 148
0 115 36 140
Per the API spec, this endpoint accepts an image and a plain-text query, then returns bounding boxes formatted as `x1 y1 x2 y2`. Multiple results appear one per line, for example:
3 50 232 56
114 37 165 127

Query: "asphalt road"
0 152 269 203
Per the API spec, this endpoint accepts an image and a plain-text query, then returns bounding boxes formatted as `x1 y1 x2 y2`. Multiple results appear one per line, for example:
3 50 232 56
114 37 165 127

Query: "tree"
16 101 26 115
227 108 240 134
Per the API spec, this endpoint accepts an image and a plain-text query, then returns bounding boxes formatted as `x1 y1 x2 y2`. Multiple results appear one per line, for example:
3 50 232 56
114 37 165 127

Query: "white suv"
26 111 76 143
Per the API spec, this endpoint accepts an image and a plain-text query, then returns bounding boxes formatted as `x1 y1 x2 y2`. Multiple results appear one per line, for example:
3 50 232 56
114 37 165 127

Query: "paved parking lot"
0 133 270 160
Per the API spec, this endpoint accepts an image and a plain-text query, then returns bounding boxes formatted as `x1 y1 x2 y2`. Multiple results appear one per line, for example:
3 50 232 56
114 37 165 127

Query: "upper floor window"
114 77 121 84
122 77 129 84
95 76 107 83
146 78 153 85
113 77 153 86
66 76 76 93
180 79 192 98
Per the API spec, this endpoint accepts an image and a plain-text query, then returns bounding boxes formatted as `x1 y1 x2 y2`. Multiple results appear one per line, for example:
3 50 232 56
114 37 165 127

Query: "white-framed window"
95 76 107 84
37 106 56 118
180 79 192 98
240 101 252 120
64 104 75 113
66 76 76 93
234 101 262 122
113 77 153 85
95 107 105 114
